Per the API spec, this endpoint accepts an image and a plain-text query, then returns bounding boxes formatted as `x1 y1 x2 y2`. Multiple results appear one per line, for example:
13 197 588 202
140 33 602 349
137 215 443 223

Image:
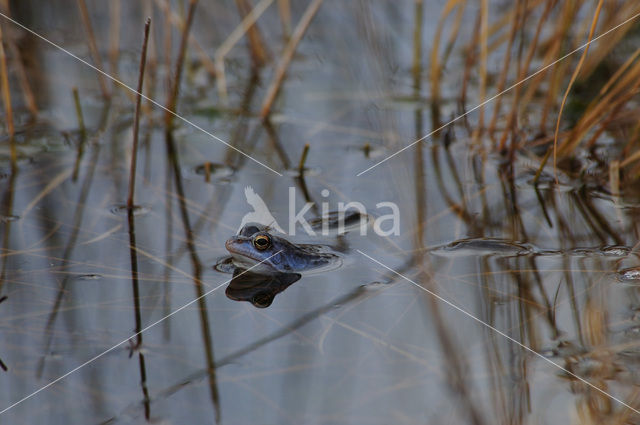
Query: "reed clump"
432 0 640 188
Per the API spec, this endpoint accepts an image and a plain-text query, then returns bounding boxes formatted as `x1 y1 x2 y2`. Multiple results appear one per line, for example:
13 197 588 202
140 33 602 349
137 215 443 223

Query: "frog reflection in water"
225 269 301 308
221 224 343 308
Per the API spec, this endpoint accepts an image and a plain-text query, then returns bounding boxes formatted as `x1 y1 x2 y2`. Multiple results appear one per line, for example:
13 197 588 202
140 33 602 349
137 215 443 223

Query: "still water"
2 0 640 424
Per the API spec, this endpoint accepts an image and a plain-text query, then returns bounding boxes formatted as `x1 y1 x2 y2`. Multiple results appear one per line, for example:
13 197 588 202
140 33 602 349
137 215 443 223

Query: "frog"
224 223 342 274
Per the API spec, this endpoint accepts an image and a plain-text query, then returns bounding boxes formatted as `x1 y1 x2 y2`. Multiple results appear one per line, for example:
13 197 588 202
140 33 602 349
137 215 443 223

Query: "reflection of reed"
0 295 7 372
75 0 110 99
413 6 486 420
104 284 374 423
126 209 151 420
36 103 109 378
166 131 221 423
0 170 16 292
0 19 15 169
165 0 198 128
260 0 324 118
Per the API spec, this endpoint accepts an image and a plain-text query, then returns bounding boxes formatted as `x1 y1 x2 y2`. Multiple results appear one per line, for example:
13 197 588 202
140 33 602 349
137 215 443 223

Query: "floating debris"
617 267 640 282
109 204 150 216
193 162 234 181
441 238 535 255
601 245 631 257
360 281 388 291
0 215 20 223
564 354 620 380
75 273 103 281
283 167 321 178
623 326 640 338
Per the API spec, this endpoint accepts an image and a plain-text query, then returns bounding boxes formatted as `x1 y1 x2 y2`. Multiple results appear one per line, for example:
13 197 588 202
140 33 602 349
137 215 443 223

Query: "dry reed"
127 19 151 209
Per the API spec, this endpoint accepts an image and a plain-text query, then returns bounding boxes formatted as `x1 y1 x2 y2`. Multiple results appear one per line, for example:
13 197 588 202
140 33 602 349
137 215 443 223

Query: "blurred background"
2 0 640 423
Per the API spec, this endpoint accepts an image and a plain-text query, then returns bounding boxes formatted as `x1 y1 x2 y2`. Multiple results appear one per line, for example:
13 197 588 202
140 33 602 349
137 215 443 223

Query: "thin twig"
553 0 603 181
234 0 270 67
71 87 86 181
128 18 151 209
165 0 198 128
277 0 291 38
0 0 38 117
260 0 324 119
0 22 14 169
108 0 121 77
76 0 110 98
214 0 274 102
297 143 310 175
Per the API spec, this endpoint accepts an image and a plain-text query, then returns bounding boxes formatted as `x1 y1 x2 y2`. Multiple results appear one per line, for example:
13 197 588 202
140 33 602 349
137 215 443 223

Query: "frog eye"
253 234 271 250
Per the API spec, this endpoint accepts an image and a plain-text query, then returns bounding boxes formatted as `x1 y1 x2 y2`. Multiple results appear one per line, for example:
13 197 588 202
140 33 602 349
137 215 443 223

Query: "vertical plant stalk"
126 207 151 420
430 0 465 134
127 19 152 416
487 0 522 140
500 0 552 150
412 0 423 92
553 0 603 181
458 12 481 131
277 0 291 37
143 0 158 109
204 161 211 182
297 143 310 175
0 2 36 116
260 0 324 119
71 87 87 181
127 19 151 209
76 0 111 99
539 1 577 132
474 0 488 140
165 0 198 128
108 0 121 77
7 42 37 116
234 0 270 67
166 131 221 422
153 0 217 77
214 0 274 103
0 22 14 168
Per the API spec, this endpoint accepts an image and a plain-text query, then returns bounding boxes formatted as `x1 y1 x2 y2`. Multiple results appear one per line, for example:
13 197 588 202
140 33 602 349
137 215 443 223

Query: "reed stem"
127 19 151 209
260 0 324 119
234 0 269 67
165 0 198 128
76 0 111 99
297 143 310 175
0 22 14 169
72 87 86 181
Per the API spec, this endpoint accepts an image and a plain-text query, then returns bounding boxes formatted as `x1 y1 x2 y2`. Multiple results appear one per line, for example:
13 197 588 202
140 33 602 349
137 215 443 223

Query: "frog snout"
225 239 236 251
